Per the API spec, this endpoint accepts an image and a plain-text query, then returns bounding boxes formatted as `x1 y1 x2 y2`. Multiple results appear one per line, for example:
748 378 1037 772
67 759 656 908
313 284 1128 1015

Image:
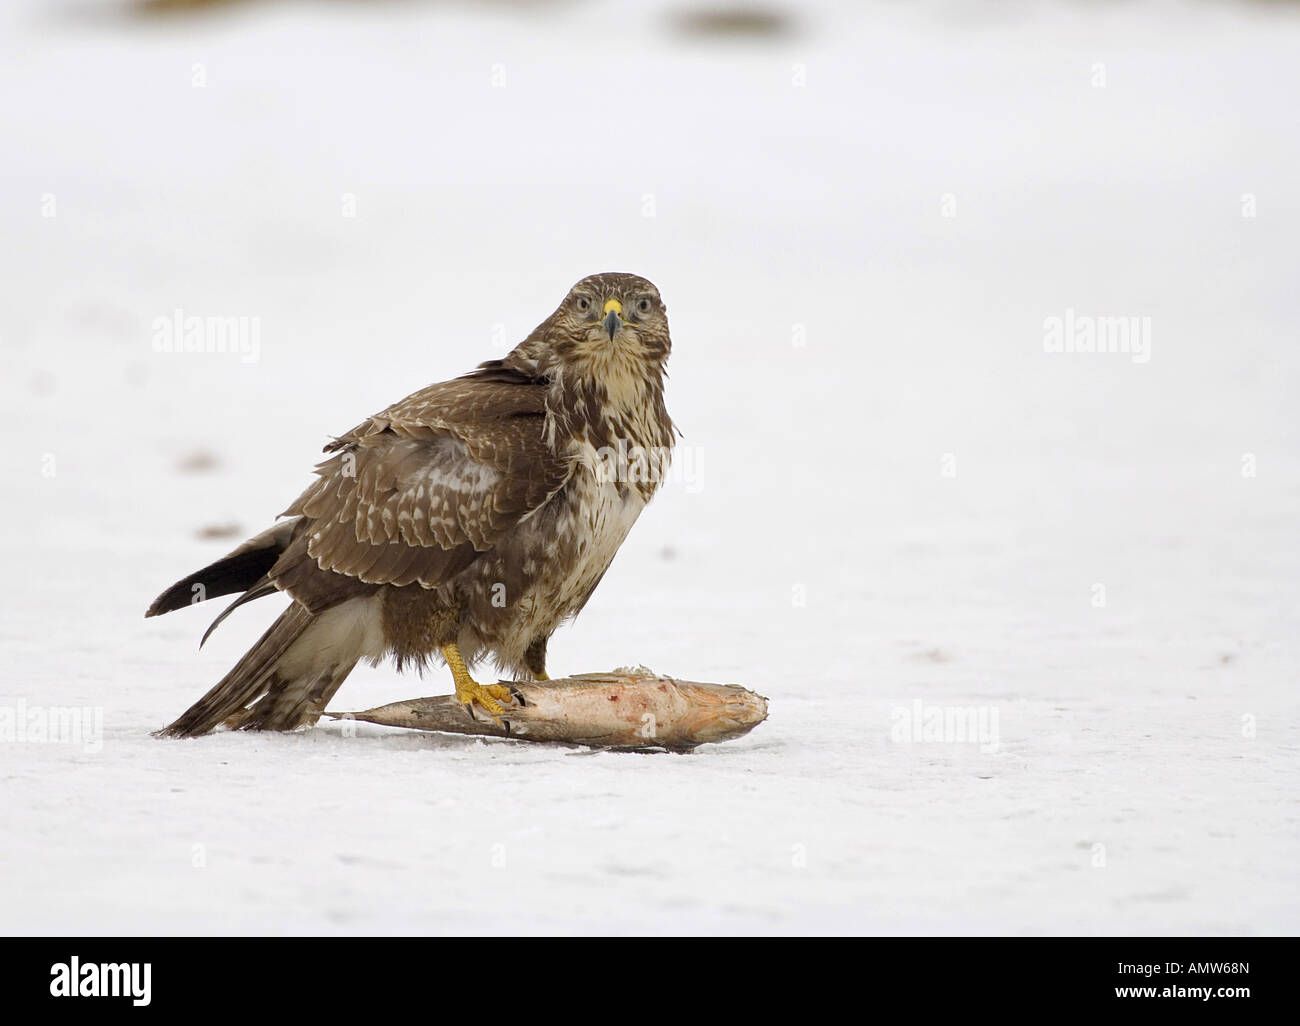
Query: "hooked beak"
601 299 623 341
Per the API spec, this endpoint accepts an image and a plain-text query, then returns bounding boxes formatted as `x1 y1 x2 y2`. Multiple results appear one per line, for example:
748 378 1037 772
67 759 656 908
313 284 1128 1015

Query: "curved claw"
441 642 514 722
455 680 514 723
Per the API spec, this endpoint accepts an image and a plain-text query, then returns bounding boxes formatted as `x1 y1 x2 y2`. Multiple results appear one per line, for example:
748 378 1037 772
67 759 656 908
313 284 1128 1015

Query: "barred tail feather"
155 596 384 738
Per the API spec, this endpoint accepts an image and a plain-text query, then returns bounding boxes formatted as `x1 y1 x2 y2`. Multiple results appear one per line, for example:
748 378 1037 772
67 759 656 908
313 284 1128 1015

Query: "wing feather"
278 374 570 594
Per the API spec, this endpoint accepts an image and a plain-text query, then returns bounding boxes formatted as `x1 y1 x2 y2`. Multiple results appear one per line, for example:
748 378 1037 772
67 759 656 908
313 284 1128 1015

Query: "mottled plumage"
149 272 676 737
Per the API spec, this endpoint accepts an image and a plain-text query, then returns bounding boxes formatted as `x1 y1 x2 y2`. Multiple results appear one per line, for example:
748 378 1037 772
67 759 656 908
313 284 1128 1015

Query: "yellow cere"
603 299 623 315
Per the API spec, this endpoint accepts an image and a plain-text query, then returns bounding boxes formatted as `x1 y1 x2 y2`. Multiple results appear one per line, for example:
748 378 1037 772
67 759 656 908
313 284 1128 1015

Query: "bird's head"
554 271 670 362
512 273 671 390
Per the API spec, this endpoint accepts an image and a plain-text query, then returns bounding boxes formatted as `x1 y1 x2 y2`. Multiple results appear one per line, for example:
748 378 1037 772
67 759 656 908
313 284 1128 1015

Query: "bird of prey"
148 272 676 737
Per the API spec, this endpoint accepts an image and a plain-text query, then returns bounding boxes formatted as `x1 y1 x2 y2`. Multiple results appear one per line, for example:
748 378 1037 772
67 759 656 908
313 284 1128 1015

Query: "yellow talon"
535 670 551 681
441 643 512 720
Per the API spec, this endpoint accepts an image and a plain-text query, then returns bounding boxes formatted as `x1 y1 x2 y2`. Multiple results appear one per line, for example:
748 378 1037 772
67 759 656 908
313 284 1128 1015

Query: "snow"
2 0 1297 935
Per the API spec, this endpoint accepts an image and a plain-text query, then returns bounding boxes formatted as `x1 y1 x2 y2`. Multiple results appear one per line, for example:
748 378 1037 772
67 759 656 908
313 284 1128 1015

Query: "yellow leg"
535 670 551 681
441 643 512 720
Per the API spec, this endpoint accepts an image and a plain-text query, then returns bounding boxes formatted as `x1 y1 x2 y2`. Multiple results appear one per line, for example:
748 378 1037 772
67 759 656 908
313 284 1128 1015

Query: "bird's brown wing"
273 372 571 602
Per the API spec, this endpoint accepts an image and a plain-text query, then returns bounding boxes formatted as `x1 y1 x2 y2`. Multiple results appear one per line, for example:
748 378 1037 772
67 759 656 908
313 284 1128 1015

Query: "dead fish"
326 670 768 752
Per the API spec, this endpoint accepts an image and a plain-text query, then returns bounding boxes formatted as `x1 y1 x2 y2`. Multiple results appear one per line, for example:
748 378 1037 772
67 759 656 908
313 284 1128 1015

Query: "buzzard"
148 272 676 737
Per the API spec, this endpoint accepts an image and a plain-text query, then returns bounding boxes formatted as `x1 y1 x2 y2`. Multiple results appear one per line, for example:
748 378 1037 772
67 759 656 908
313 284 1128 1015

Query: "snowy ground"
2 0 1297 935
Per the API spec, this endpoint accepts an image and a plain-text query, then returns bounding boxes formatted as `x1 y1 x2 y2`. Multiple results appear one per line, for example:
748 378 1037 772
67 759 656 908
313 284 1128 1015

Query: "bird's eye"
635 297 653 316
575 296 592 314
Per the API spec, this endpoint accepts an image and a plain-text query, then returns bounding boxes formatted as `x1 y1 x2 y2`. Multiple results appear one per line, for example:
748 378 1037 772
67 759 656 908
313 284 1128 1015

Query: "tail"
155 599 379 738
149 518 382 738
